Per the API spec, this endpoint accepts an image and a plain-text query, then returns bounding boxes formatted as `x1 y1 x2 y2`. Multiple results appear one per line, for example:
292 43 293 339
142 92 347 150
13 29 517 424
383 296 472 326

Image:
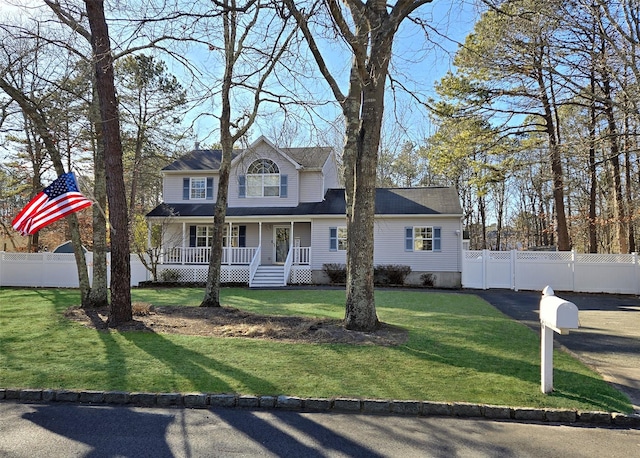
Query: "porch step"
251 265 286 288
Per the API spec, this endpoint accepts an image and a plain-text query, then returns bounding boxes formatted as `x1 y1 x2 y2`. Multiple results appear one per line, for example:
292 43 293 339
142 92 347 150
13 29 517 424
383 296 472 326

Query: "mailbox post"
539 286 579 394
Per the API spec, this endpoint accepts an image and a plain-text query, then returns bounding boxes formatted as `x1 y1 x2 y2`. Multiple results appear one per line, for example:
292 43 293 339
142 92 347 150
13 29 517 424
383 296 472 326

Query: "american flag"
12 172 93 236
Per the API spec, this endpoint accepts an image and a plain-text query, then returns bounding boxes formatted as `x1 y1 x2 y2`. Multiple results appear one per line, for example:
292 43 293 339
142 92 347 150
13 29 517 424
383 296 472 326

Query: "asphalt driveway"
472 289 640 413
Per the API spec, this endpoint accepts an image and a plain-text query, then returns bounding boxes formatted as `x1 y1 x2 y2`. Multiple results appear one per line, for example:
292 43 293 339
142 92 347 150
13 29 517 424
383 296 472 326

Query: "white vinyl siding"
311 219 347 269
299 170 324 202
322 153 340 191
311 217 461 272
373 217 460 272
163 174 218 203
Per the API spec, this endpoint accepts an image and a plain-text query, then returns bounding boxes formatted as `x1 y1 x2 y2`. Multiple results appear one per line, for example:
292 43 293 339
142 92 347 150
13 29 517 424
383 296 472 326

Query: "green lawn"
0 287 631 412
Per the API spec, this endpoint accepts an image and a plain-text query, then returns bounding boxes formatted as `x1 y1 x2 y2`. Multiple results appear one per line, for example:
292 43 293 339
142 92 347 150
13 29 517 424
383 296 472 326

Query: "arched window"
247 159 280 197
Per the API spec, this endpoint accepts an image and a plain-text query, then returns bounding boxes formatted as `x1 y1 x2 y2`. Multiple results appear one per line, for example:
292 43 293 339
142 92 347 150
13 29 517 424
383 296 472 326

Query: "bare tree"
201 0 297 307
85 0 132 325
0 63 91 306
285 0 435 331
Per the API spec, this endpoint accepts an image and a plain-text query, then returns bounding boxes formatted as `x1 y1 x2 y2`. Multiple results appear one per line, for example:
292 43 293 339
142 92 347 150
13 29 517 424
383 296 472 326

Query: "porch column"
181 222 186 265
259 222 262 253
289 221 297 264
228 221 232 265
290 220 295 264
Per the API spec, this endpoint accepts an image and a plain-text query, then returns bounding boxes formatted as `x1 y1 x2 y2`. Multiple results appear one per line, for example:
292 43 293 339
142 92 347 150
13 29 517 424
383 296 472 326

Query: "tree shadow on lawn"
395 337 631 413
74 308 279 395
119 328 280 395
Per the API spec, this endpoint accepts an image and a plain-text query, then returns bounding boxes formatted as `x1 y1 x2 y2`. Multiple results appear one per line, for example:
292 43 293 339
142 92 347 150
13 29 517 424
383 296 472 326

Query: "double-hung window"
405 226 441 252
183 177 213 200
190 178 206 199
329 227 347 251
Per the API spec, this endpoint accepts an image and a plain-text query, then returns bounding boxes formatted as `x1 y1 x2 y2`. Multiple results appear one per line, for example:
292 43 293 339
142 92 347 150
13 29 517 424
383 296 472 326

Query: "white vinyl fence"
0 252 150 288
2 250 639 295
462 250 640 295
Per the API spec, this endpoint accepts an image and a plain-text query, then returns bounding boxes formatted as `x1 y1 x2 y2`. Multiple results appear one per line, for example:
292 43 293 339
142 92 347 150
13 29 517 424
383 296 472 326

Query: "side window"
329 227 347 251
407 226 441 252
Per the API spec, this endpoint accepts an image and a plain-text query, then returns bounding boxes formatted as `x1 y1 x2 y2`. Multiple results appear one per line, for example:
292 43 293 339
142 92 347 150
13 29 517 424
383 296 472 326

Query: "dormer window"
247 159 280 197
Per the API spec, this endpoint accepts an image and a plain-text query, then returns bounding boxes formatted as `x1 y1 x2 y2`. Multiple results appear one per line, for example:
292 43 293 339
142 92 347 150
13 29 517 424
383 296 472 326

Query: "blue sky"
179 1 482 149
0 0 482 154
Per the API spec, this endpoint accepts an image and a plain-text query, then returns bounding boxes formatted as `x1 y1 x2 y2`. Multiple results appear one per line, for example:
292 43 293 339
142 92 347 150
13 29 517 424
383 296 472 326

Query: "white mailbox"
539 286 579 335
539 286 580 393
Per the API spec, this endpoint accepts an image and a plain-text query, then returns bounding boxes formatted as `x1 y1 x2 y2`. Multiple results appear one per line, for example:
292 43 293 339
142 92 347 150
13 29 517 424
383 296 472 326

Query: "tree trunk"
478 195 487 249
602 76 629 253
86 90 109 308
201 3 237 308
343 19 392 331
535 63 570 250
588 70 598 253
85 0 132 325
201 132 231 308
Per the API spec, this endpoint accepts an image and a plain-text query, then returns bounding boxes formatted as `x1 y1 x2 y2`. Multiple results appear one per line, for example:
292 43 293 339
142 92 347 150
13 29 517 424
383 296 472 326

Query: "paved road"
473 289 640 412
1 401 639 457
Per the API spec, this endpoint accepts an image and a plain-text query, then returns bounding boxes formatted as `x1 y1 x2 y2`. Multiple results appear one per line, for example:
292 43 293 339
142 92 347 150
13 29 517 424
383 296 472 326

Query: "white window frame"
246 159 280 197
407 226 441 252
190 177 207 200
195 225 213 247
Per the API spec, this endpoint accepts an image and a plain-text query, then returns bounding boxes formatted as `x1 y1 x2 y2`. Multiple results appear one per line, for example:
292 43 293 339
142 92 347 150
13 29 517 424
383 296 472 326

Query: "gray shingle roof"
162 146 333 171
146 187 462 218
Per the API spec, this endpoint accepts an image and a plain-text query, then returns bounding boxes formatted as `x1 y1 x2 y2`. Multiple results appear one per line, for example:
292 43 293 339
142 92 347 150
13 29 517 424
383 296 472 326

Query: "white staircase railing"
248 245 261 287
282 242 294 286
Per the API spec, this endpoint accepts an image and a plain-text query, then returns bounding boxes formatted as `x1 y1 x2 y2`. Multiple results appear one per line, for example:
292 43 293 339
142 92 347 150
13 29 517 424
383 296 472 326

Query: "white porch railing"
292 246 311 265
163 247 257 265
223 247 257 264
162 246 309 266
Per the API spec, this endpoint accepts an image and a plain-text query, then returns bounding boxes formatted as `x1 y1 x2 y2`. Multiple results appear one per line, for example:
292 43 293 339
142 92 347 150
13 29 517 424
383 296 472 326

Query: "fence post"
571 250 576 293
482 249 489 289
41 252 47 287
634 252 639 295
0 251 3 287
511 249 517 291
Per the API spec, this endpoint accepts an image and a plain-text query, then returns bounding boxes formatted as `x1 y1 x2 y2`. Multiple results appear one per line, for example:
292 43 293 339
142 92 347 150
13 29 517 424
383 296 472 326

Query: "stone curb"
1 388 638 428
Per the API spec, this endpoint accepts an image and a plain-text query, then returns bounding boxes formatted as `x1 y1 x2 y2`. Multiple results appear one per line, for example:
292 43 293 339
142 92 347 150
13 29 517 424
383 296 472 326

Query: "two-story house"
146 136 464 287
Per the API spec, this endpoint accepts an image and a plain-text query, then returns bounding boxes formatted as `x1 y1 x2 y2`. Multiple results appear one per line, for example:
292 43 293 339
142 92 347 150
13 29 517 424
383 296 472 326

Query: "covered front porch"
155 220 313 287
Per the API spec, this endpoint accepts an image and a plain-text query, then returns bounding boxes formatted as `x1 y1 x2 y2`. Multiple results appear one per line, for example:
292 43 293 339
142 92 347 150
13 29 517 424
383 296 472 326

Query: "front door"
274 226 290 264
